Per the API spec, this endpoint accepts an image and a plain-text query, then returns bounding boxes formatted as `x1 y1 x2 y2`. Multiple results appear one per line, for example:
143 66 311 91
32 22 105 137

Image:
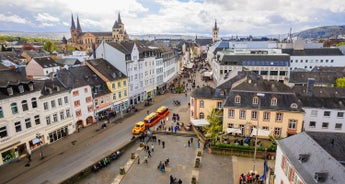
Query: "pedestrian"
27 152 31 162
178 178 182 184
158 139 161 145
188 140 190 147
39 151 44 160
148 150 152 158
162 141 165 149
190 137 193 143
170 175 174 184
138 156 140 164
197 139 200 148
147 110 149 115
151 144 154 152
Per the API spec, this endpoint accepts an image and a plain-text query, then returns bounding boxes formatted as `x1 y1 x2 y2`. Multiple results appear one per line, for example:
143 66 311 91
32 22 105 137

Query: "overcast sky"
1 0 345 37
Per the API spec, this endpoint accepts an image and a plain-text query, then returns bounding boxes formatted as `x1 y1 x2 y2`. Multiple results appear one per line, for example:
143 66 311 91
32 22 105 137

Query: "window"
31 97 37 108
322 122 329 129
271 97 277 106
51 100 56 108
288 120 297 129
228 109 234 118
324 111 330 117
95 99 98 106
311 110 318 117
0 107 3 118
25 118 31 129
15 121 22 132
234 95 241 104
11 103 18 114
84 87 88 93
200 100 204 108
34 115 40 125
60 111 65 120
66 109 71 117
240 110 246 119
124 90 127 97
18 85 24 93
274 127 281 136
53 113 58 122
262 126 269 130
335 123 342 129
337 112 344 118
199 112 204 119
44 102 49 110
46 116 51 125
263 112 270 120
276 113 283 122
112 83 115 89
228 123 234 128
118 91 122 98
118 82 121 88
64 96 68 104
22 100 28 111
86 97 92 103
309 121 316 127
74 100 80 107
113 93 116 100
76 110 82 117
58 98 62 106
217 102 222 109
123 80 127 86
252 97 259 105
73 90 79 96
251 111 258 119
0 126 8 138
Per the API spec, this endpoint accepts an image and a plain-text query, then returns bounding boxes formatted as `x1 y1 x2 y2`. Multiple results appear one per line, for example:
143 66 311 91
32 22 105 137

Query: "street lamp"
252 92 265 174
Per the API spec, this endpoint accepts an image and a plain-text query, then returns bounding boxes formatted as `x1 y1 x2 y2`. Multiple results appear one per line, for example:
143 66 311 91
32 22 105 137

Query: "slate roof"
293 86 345 98
282 48 343 56
195 39 212 46
0 66 40 99
190 86 226 100
36 79 68 97
86 58 127 81
107 42 133 55
289 71 344 84
277 132 345 184
217 71 261 90
56 66 110 97
220 54 290 66
33 57 60 68
223 80 303 112
55 58 81 66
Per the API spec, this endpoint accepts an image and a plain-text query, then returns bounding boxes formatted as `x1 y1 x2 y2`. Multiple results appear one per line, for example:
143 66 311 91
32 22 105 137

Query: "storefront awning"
226 128 241 134
190 119 210 127
32 138 41 144
203 71 213 77
250 128 271 137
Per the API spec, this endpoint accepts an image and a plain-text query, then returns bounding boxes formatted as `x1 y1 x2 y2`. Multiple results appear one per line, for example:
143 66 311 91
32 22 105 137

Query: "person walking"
151 144 154 152
188 140 190 147
148 150 152 158
158 139 161 145
162 141 165 149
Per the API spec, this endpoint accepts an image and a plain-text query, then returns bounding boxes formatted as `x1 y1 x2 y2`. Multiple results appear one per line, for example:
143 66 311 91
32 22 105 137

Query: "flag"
260 160 269 181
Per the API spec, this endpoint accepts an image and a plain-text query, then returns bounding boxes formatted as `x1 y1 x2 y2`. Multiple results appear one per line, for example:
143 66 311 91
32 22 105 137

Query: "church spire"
214 19 218 30
118 12 122 24
76 15 82 31
70 14 76 30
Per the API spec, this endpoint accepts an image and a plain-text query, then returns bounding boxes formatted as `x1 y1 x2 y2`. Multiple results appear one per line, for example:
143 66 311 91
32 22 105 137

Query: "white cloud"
35 13 60 22
0 14 28 24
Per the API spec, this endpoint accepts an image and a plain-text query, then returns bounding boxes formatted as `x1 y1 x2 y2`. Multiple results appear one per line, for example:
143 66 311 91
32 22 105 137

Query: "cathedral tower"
212 19 219 43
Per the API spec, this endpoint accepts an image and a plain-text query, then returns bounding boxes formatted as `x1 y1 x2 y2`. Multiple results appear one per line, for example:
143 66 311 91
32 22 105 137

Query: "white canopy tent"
250 128 271 137
226 128 242 134
185 63 194 69
190 119 210 127
203 71 213 77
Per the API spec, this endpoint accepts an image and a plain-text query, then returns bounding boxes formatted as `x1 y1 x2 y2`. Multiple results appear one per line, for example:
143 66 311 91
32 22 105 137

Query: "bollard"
131 152 135 159
195 158 200 168
120 167 125 175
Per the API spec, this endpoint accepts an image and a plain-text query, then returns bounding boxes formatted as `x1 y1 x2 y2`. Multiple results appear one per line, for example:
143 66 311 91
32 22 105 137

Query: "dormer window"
234 95 241 104
7 87 13 96
18 85 24 93
271 97 277 106
28 83 34 91
298 154 310 163
252 96 259 105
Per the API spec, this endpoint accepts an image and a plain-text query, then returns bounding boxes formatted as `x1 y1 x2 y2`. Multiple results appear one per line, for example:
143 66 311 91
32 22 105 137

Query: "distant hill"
295 25 345 39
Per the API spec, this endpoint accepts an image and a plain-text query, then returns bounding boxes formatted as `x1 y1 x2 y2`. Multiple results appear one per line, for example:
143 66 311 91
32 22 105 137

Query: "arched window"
234 95 241 104
200 100 204 108
0 107 3 118
271 97 277 106
11 103 18 114
31 97 37 108
22 100 28 111
199 112 205 119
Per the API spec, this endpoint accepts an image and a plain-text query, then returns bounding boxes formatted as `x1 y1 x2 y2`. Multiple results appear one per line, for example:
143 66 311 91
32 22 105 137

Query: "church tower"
112 13 129 43
212 19 219 43
70 14 82 44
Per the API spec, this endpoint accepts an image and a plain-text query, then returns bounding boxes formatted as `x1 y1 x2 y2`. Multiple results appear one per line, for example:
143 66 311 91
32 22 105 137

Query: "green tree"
203 108 223 143
43 41 59 53
336 77 345 88
336 42 345 47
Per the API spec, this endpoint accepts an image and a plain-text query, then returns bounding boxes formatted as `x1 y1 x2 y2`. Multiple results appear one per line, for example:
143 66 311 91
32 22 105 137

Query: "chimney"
306 78 315 96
